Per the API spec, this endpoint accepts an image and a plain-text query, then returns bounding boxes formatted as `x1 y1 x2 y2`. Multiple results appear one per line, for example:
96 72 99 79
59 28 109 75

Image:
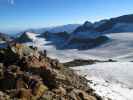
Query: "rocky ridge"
0 43 101 100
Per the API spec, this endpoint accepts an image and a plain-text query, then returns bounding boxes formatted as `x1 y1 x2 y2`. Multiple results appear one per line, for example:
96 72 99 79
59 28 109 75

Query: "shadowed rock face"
0 43 101 100
15 32 33 43
66 36 109 50
73 21 94 33
40 31 109 50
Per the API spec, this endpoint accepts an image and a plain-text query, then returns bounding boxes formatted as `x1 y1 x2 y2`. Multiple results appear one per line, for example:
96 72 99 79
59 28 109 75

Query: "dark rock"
15 32 33 43
63 59 97 67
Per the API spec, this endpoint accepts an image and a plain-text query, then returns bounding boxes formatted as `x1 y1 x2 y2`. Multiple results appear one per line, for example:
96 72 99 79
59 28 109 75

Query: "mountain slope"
0 33 12 48
14 14 133 61
65 21 109 49
73 14 133 34
15 32 37 43
0 32 12 42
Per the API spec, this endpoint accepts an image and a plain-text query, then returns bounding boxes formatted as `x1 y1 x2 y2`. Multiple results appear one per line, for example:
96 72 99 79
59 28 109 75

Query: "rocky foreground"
0 43 101 100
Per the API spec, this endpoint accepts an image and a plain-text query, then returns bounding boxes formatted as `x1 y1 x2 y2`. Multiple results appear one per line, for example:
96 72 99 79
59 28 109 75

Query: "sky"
0 0 133 33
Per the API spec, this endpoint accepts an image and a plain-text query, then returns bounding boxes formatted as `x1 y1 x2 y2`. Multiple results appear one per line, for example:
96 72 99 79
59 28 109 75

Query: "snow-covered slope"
24 32 37 40
72 62 133 100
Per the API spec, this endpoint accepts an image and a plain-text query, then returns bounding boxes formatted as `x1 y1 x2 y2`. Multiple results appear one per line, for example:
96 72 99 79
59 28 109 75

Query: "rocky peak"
83 21 93 28
73 21 94 33
15 32 35 43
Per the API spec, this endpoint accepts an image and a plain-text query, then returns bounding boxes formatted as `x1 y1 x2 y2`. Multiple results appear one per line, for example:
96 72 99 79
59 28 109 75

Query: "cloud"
8 0 15 5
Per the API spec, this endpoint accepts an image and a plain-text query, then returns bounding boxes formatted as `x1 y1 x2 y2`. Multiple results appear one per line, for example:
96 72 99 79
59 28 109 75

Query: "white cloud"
8 0 15 5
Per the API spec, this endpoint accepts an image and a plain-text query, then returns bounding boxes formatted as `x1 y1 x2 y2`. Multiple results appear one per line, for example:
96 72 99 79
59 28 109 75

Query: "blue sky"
0 0 133 33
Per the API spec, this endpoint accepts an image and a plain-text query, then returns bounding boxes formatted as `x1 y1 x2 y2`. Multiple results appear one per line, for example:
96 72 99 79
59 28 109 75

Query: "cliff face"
0 43 101 100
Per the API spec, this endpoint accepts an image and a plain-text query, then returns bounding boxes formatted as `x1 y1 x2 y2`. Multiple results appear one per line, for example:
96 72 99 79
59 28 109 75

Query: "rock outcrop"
0 43 101 100
15 32 34 43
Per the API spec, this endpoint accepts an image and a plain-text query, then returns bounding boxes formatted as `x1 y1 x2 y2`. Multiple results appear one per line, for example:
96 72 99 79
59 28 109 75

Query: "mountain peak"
83 21 93 28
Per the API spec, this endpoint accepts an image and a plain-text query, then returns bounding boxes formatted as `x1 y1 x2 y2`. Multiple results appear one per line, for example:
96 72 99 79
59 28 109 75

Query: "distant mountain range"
65 14 133 49
2 14 133 50
23 24 80 34
75 14 133 33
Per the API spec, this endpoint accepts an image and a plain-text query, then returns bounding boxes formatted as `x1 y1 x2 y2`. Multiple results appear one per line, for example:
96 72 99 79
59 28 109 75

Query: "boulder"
0 91 10 100
18 88 32 100
73 89 97 100
32 81 48 98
